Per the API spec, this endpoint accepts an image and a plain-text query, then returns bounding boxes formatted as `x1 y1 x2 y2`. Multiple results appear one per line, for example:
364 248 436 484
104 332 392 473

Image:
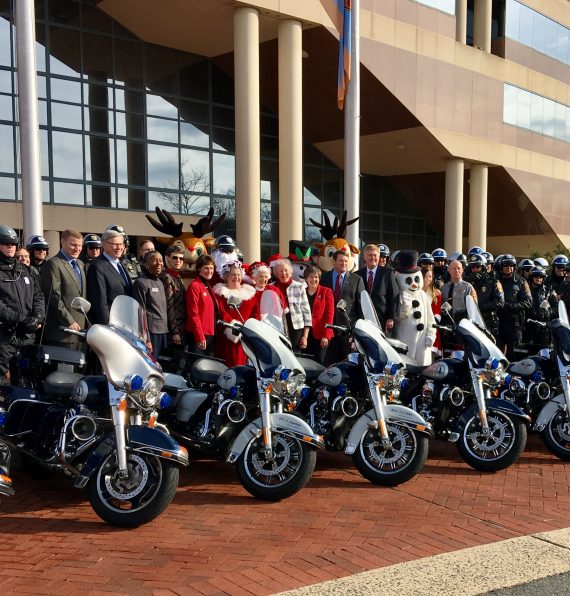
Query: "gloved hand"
399 291 413 316
425 335 435 347
18 316 40 334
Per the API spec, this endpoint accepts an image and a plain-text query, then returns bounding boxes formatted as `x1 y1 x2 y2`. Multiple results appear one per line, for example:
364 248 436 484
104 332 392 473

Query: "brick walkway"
1 436 570 595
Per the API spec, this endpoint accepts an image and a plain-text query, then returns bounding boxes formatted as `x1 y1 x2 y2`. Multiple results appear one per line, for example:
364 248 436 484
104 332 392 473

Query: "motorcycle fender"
226 414 324 464
344 410 374 455
533 394 566 432
453 400 531 434
126 426 189 466
384 404 434 438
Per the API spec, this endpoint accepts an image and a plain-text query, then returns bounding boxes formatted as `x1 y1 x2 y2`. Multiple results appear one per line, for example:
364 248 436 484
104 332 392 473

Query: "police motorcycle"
399 296 529 472
159 292 324 501
501 301 570 461
294 291 433 486
0 295 189 527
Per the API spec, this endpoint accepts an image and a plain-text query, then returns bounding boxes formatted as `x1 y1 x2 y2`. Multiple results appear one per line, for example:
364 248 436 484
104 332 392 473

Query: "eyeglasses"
105 241 124 248
170 256 184 261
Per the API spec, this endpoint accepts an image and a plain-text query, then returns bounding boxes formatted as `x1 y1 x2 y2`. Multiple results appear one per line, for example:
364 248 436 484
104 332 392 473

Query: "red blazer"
309 285 334 341
185 277 216 343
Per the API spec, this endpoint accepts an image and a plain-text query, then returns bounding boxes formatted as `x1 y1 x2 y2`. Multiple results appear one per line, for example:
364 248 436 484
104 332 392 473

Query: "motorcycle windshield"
109 295 149 347
551 318 570 364
353 319 402 372
241 318 304 377
559 300 569 325
458 318 506 365
466 294 487 330
259 289 285 334
361 290 381 328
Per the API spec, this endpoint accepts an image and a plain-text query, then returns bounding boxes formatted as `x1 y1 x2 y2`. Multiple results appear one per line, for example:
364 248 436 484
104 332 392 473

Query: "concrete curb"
277 528 570 596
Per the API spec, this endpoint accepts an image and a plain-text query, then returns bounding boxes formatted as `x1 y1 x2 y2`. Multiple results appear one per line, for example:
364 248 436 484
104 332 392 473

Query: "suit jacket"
321 270 365 326
87 255 132 325
40 252 87 343
357 266 398 326
309 285 334 341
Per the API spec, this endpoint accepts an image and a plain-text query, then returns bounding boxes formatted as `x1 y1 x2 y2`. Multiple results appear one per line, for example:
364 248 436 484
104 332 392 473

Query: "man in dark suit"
357 243 398 332
40 229 87 351
321 250 365 365
87 229 132 325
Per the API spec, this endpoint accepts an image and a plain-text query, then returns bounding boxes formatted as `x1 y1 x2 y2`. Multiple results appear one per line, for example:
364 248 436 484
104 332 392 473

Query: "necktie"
70 259 82 291
367 270 374 293
118 262 130 287
334 273 343 303
448 283 455 306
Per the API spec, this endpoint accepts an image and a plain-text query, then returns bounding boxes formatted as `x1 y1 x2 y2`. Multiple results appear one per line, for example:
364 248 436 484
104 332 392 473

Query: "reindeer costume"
309 210 360 272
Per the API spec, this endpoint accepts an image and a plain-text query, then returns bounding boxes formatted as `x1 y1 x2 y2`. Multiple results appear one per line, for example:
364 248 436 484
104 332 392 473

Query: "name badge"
24 276 30 285
151 287 159 293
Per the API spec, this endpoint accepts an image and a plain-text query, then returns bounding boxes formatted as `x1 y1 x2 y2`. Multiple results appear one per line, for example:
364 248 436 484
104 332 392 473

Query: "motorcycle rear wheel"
352 424 429 486
87 451 179 527
542 411 570 461
457 411 527 472
236 434 316 501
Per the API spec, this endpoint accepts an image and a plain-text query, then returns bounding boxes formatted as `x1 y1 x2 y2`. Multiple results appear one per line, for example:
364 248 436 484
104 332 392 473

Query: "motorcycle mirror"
227 295 242 308
71 296 91 314
434 314 441 323
539 300 550 310
441 301 451 312
337 299 348 311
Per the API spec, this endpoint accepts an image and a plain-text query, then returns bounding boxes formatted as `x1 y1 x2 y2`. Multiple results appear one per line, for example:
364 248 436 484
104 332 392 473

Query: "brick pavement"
0 436 569 595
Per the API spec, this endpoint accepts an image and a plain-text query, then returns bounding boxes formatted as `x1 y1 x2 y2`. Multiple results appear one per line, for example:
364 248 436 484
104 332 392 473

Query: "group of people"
0 219 568 382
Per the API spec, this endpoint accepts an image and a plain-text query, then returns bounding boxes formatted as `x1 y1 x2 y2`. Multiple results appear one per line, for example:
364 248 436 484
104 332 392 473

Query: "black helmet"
26 234 49 251
0 225 18 246
467 253 485 268
215 235 236 251
431 248 447 261
482 251 494 265
84 233 102 248
530 267 546 279
449 251 467 266
468 246 484 256
418 252 434 266
377 243 390 258
501 254 517 267
552 254 570 268
518 258 534 273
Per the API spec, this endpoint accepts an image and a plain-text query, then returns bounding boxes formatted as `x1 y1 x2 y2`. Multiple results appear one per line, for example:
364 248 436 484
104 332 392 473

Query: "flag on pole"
319 0 352 110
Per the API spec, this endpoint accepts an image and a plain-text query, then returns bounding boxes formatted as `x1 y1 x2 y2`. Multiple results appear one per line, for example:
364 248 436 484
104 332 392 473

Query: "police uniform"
464 270 504 336
497 273 532 360
121 254 141 282
524 282 557 346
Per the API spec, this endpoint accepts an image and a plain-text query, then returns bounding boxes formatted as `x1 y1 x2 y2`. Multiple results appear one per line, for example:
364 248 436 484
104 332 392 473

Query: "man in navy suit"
321 250 365 364
87 229 132 325
357 243 398 332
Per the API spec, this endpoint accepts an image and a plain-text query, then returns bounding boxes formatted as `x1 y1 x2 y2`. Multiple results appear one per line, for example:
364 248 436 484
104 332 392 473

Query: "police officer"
496 255 532 360
524 267 557 347
432 248 448 289
26 234 49 273
482 252 494 275
105 224 141 282
80 233 102 272
418 252 434 276
517 258 534 283
545 254 568 298
0 226 45 383
464 253 504 337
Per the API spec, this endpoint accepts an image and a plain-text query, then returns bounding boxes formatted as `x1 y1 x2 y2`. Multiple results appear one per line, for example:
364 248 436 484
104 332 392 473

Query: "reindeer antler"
145 207 184 237
190 207 227 238
337 210 359 238
309 211 337 240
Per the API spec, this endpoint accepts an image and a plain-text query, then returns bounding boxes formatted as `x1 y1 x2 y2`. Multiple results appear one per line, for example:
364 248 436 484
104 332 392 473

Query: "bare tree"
155 163 210 215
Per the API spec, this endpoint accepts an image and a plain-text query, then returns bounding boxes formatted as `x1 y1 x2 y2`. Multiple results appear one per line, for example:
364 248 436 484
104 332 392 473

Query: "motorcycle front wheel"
236 433 317 501
87 451 179 527
457 411 527 472
352 424 429 486
542 410 570 461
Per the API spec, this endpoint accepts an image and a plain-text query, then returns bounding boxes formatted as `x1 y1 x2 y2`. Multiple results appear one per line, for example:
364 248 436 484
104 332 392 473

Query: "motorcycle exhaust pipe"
333 395 359 418
70 415 97 442
531 381 551 401
219 399 247 424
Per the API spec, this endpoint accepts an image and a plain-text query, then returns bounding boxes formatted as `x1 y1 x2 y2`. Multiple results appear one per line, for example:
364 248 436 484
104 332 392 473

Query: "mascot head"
288 240 313 282
394 250 424 292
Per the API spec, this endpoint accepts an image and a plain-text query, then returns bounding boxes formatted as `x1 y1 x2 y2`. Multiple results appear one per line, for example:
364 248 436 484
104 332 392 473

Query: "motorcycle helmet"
215 235 237 251
26 234 49 251
467 246 484 256
534 257 549 268
0 225 19 246
467 253 485 268
418 252 434 266
501 254 517 267
390 250 401 270
482 251 494 265
84 233 102 248
377 243 390 258
431 248 447 261
449 251 467 267
518 258 534 273
530 267 546 279
551 254 569 268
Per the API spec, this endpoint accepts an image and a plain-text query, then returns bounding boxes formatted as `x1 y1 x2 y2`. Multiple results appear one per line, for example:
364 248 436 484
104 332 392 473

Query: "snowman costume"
393 250 436 366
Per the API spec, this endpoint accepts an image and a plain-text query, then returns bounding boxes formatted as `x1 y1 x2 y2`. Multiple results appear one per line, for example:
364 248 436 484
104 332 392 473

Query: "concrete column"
234 7 261 261
473 0 492 53
455 0 467 45
43 230 60 251
468 163 488 249
278 19 303 255
444 158 464 255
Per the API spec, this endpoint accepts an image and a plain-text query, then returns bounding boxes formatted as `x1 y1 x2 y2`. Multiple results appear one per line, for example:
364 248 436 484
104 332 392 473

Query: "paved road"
0 437 569 594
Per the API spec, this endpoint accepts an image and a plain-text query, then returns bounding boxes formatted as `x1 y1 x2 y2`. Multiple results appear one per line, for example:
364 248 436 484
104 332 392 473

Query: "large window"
503 83 570 143
505 0 570 65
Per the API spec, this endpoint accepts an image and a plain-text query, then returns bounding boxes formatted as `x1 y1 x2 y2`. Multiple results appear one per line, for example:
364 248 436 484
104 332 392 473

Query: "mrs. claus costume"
214 262 260 367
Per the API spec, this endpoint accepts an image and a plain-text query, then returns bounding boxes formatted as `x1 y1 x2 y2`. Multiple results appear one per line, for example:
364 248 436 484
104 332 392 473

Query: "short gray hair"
272 258 293 275
101 229 124 243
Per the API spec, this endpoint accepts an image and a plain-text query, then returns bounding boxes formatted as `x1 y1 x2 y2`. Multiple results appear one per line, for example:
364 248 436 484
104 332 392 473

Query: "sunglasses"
170 256 184 261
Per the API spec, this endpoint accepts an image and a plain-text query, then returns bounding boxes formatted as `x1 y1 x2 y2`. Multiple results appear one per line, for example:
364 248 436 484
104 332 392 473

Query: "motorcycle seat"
190 358 228 384
43 370 85 399
400 355 428 375
297 357 325 381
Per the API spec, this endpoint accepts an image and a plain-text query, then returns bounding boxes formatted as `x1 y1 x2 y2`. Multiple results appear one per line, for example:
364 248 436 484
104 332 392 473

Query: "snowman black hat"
396 250 421 274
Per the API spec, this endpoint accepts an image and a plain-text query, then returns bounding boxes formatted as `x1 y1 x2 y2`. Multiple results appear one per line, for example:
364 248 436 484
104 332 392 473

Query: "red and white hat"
268 254 284 268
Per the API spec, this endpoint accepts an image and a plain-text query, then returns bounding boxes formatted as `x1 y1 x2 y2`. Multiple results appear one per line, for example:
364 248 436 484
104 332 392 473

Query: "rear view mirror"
228 295 242 308
441 301 451 312
71 296 91 314
539 300 550 310
337 299 348 311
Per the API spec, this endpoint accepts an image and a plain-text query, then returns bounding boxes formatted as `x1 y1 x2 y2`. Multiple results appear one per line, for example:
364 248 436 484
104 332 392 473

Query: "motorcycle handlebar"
325 323 349 333
63 327 87 338
217 320 243 330
527 319 548 328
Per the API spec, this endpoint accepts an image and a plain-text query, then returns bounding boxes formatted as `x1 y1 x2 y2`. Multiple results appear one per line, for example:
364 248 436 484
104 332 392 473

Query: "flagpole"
344 0 360 263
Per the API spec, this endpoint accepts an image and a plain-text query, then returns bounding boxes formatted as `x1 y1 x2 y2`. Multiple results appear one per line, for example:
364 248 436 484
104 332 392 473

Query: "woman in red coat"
214 261 260 367
185 255 217 356
303 265 334 364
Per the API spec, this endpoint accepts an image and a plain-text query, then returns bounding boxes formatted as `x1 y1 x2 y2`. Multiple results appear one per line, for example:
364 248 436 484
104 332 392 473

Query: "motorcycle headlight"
274 366 305 396
139 376 164 408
